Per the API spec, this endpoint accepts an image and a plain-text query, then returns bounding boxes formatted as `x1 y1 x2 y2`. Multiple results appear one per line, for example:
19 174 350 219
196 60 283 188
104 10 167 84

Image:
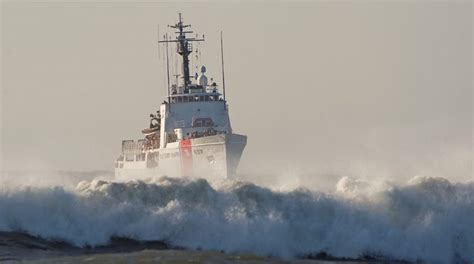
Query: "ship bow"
225 133 247 177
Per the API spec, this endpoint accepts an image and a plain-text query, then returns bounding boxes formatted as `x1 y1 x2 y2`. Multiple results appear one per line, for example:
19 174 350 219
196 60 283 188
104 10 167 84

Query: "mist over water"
0 171 472 263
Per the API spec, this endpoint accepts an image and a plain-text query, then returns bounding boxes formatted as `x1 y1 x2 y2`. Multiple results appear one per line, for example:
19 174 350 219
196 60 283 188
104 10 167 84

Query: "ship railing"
169 93 223 104
122 139 145 154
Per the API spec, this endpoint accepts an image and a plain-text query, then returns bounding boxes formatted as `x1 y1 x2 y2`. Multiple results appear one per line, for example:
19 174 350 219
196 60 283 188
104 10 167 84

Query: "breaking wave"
0 174 473 263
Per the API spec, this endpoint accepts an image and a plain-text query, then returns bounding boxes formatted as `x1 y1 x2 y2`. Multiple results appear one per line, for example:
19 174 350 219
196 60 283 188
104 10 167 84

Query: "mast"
159 13 204 90
165 33 171 103
220 31 226 109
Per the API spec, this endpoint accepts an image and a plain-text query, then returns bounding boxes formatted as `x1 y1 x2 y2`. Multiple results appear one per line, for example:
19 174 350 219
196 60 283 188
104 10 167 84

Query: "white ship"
115 14 247 181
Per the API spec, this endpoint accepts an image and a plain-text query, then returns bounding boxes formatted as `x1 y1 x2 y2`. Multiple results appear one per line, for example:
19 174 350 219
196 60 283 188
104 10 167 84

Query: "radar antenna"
158 13 205 90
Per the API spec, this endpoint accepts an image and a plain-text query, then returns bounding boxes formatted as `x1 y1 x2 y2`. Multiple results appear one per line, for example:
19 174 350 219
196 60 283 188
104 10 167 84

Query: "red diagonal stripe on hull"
180 139 193 176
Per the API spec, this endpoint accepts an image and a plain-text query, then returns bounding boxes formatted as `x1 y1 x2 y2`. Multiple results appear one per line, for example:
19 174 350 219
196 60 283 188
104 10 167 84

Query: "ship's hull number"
194 149 203 155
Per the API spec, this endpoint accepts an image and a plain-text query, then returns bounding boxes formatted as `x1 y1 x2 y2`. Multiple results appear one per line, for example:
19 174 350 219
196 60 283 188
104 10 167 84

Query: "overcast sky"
1 2 472 182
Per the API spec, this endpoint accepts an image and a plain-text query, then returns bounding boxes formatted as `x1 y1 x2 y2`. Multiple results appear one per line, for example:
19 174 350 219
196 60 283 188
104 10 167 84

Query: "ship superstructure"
115 14 247 180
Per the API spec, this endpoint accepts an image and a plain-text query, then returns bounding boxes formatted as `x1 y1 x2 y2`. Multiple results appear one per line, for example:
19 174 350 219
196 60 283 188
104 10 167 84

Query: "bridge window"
194 120 203 127
183 96 189 102
193 118 214 127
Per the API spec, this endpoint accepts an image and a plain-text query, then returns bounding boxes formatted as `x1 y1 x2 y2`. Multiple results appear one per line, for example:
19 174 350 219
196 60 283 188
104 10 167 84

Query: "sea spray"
0 174 472 263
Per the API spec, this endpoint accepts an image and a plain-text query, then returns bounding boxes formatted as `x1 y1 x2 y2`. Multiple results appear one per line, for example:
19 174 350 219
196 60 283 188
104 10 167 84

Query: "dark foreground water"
0 231 405 263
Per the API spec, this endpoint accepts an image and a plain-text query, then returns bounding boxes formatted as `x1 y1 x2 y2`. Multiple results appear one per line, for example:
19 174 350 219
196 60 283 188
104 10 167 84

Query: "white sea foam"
0 174 472 263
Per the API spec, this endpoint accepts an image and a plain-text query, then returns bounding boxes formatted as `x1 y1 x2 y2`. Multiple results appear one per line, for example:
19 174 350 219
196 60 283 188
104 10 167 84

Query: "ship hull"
115 133 246 181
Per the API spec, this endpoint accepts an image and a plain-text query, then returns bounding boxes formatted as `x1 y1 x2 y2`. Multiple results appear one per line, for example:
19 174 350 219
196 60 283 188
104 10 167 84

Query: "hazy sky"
1 2 472 182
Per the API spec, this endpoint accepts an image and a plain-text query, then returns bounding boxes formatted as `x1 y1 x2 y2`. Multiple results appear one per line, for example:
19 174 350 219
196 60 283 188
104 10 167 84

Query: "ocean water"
0 171 472 263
